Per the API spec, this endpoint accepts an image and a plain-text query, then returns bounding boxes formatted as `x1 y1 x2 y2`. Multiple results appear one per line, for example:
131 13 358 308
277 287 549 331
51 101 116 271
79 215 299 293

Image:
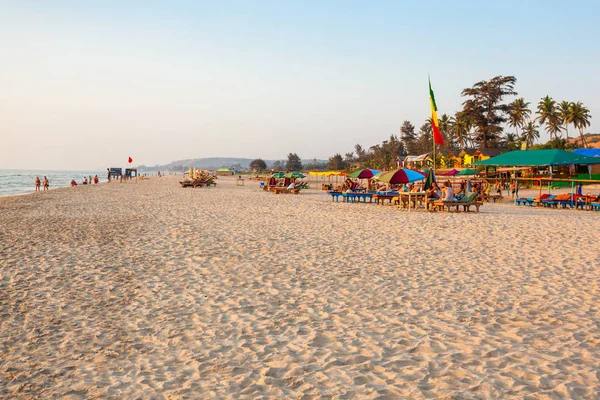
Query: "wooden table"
397 192 427 211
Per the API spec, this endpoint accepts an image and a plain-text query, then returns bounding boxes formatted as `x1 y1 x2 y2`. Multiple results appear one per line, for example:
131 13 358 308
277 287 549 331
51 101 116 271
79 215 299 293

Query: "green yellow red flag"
429 77 444 146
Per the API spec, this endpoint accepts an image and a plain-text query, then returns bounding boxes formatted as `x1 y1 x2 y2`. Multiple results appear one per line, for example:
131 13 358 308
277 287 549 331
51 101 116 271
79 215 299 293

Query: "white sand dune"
1 176 599 398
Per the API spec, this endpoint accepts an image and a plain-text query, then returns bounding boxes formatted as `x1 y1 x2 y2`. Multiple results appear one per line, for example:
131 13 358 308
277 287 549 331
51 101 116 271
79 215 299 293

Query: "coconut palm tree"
449 113 470 149
558 100 572 141
569 101 591 148
522 122 540 149
438 114 452 148
503 132 520 150
508 98 531 138
536 96 563 140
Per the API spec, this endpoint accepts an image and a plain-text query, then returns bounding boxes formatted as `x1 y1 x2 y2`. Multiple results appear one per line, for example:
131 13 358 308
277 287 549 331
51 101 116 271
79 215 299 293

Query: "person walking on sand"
107 168 111 182
43 176 49 191
35 176 41 192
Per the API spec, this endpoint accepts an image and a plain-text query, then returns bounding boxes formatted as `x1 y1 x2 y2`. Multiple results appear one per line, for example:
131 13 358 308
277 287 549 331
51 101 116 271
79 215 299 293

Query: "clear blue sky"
1 0 598 169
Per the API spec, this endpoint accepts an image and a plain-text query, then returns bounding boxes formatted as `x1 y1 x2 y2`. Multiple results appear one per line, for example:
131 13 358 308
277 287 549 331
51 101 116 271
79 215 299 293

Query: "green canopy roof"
216 167 231 172
457 168 478 176
270 172 285 178
473 149 600 167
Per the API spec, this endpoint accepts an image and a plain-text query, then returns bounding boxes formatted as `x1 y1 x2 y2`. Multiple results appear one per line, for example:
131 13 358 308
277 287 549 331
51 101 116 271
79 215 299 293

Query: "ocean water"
0 169 106 197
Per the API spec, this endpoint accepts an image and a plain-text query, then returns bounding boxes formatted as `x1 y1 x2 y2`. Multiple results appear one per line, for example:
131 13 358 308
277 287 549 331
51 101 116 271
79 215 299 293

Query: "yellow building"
460 149 506 166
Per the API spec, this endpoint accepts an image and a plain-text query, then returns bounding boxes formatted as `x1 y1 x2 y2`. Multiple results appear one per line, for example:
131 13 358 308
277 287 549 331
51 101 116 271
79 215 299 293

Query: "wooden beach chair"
431 193 482 213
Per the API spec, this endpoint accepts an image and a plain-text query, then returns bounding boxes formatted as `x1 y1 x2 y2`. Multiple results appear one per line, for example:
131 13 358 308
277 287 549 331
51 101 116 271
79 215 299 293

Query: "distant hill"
138 157 326 171
567 133 600 148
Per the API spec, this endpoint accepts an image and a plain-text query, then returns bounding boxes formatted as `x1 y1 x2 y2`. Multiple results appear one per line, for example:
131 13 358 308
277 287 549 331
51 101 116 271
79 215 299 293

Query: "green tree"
354 144 368 162
415 122 432 154
271 160 284 170
503 132 520 150
449 112 470 149
438 113 453 150
536 96 563 141
569 101 592 148
508 98 531 139
285 153 303 171
328 153 346 170
558 100 572 141
460 75 517 148
400 120 417 154
522 121 540 149
249 158 267 171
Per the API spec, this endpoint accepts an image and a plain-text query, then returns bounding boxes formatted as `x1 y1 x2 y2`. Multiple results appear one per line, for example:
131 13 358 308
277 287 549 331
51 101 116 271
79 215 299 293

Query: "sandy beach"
1 176 599 398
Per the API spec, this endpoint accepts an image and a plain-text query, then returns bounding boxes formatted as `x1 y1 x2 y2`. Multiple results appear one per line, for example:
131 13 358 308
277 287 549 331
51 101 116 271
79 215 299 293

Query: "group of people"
70 175 99 187
34 176 49 192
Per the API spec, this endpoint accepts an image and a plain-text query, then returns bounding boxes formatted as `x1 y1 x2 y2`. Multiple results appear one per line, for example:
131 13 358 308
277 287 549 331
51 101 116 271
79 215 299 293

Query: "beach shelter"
441 168 460 176
376 168 426 184
347 168 379 190
473 149 600 167
457 168 478 176
573 148 600 158
347 169 379 179
216 167 234 176
423 168 436 190
283 171 305 179
270 172 285 178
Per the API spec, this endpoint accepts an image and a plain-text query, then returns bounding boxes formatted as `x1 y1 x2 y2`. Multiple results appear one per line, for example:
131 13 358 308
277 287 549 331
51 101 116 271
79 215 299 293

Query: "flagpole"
433 131 436 175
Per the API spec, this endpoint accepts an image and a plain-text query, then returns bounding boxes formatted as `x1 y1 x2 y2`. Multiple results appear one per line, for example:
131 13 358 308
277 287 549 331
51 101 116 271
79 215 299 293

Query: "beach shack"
125 168 138 180
216 167 234 176
109 168 122 180
573 148 600 177
474 149 600 188
403 153 431 169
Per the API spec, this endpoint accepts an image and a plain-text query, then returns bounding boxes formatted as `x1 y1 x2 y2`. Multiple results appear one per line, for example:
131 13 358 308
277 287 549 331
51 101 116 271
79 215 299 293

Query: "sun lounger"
431 192 482 213
180 178 209 188
328 191 343 202
516 193 550 206
342 192 373 203
480 194 503 203
373 191 399 205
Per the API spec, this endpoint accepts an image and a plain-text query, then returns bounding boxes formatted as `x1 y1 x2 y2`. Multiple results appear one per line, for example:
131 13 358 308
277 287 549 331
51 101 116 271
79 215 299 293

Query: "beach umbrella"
271 172 285 178
423 168 436 190
283 171 305 179
372 171 388 180
375 168 426 184
441 168 460 176
457 168 478 176
347 168 379 179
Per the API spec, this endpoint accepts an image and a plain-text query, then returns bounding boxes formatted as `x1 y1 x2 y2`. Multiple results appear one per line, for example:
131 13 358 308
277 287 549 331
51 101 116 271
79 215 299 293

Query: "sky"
1 0 599 170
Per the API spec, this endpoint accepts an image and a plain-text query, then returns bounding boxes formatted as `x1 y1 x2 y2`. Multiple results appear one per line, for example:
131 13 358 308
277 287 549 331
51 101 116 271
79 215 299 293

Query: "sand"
1 176 599 398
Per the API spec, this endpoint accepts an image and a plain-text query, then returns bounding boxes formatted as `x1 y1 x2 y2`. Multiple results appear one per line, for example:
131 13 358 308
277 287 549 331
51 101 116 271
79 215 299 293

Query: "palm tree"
508 98 531 139
569 101 592 148
438 114 452 147
558 100 572 141
449 113 469 149
504 132 519 150
522 121 540 149
536 96 563 140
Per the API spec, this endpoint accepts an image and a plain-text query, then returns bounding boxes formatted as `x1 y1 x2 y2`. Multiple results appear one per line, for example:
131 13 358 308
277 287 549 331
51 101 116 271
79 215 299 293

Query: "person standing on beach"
43 176 49 191
35 176 41 192
107 168 111 182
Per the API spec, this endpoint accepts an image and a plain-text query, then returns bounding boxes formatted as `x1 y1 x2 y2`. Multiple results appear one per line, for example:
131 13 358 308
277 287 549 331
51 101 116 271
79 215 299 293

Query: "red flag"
128 157 133 163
